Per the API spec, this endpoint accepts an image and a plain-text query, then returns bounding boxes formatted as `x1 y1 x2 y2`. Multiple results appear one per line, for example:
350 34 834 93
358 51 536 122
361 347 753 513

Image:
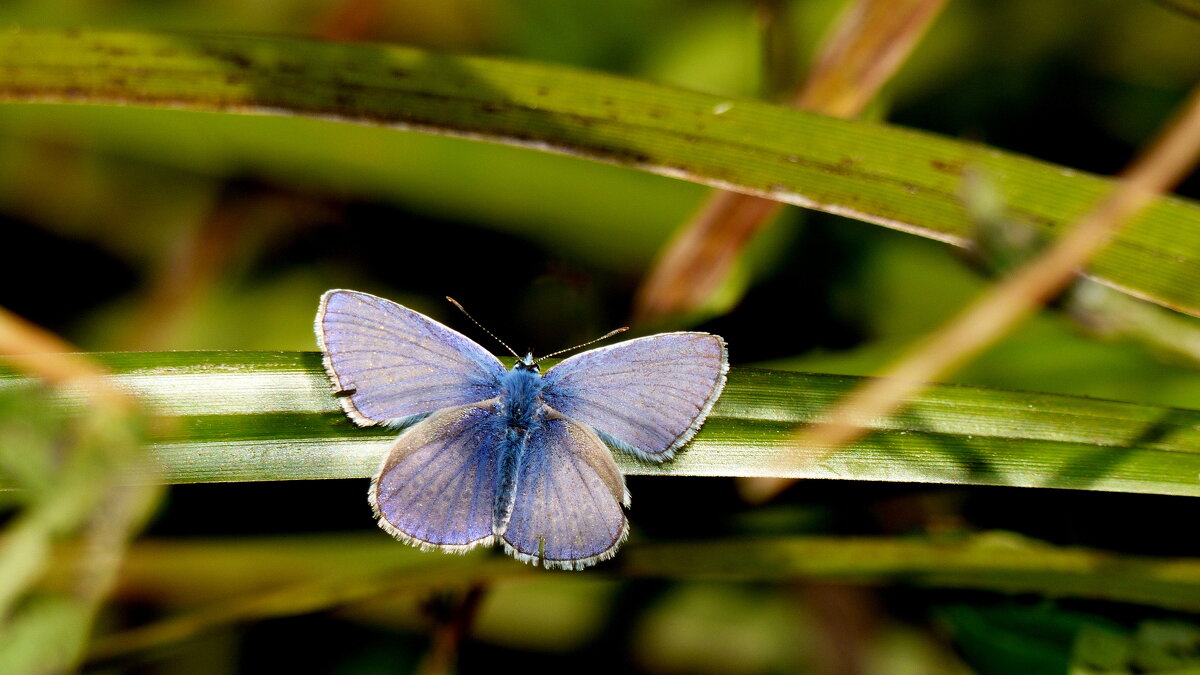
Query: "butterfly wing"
316 289 506 426
541 332 728 461
370 400 505 551
500 407 629 570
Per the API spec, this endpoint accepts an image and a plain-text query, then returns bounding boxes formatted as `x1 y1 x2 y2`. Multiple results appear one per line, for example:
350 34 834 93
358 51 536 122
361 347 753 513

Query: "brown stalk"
632 0 949 324
0 306 131 413
744 83 1200 503
120 196 240 351
316 0 387 42
119 185 332 350
417 584 488 675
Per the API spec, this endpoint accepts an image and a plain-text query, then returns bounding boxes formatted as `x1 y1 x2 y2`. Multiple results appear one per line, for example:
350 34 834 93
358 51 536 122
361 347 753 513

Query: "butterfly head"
515 352 540 373
445 296 628 375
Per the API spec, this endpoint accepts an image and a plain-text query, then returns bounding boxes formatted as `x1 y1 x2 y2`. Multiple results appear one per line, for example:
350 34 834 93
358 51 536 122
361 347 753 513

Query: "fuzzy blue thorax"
500 354 546 431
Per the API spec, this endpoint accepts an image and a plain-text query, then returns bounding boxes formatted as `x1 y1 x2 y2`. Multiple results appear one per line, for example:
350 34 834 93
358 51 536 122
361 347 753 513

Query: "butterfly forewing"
317 289 506 425
500 408 629 570
541 333 728 461
370 401 505 551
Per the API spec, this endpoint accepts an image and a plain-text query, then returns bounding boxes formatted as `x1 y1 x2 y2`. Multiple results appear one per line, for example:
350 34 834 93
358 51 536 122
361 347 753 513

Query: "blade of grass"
0 30 1198 316
69 531 1200 662
1 351 1198 496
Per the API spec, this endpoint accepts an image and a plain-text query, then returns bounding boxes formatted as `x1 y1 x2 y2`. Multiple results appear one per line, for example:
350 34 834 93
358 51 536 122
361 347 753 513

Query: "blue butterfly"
315 289 728 570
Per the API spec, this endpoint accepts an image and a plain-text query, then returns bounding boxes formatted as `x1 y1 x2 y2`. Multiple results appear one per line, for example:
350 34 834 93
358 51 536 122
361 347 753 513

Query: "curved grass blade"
0 31 1197 316
1 351 1198 497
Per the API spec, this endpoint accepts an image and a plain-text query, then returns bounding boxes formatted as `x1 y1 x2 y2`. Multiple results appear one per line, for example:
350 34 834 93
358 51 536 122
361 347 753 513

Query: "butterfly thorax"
499 364 546 432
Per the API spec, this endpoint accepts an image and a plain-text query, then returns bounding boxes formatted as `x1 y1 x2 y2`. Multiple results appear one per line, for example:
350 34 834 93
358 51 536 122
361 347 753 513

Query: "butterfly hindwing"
316 289 506 425
500 407 629 570
541 333 728 461
370 401 505 551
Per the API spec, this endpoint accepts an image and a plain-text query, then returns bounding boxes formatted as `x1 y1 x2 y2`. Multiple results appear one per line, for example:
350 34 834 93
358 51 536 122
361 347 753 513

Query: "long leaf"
56 530 1200 662
2 351 1198 496
56 533 1200 620
0 31 1197 316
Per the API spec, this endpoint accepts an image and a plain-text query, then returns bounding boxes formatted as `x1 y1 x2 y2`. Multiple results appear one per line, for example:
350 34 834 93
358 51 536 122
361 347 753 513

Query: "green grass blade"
79 532 1200 614
623 533 1200 612
73 532 1200 661
0 31 1198 316
2 351 1198 496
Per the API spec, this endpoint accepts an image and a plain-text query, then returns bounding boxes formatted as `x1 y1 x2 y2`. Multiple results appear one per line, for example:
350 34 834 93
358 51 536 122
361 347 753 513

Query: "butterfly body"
316 289 727 570
491 359 549 532
499 356 545 431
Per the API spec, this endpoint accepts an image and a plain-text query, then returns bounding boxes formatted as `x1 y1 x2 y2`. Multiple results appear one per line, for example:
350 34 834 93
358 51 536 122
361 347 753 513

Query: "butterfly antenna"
445 297 520 358
535 326 629 363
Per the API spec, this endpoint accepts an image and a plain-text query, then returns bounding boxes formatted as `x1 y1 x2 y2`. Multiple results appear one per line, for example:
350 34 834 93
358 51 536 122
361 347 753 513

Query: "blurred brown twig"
0 306 161 672
633 0 949 325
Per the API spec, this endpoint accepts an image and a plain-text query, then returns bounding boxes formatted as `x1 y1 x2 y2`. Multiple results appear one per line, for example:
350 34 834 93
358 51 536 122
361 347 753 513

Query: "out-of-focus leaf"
0 31 1199 316
1129 621 1200 671
1 352 1199 497
937 605 1096 675
626 533 1200 612
1156 0 1200 20
940 605 1200 675
0 596 89 674
48 531 1200 656
0 385 159 673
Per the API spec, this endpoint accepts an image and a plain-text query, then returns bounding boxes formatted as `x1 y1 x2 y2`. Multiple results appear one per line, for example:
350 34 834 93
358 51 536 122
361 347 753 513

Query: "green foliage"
1 30 1199 316
0 388 156 673
938 605 1200 675
0 2 1198 672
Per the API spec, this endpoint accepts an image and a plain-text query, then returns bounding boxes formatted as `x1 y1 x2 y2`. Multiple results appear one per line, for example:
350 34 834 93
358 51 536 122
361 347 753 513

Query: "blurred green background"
1 0 1199 673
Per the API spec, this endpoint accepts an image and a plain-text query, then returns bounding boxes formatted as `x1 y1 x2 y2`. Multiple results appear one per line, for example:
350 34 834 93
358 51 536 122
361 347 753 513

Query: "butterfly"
315 289 728 570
